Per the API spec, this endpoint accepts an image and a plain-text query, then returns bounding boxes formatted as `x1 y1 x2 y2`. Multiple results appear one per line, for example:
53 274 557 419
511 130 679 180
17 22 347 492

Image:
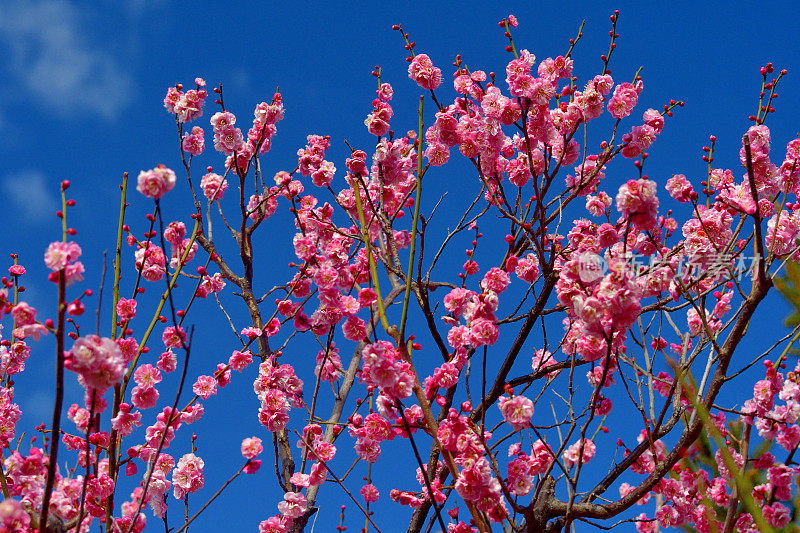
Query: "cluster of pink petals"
616 178 659 231
665 174 696 203
607 81 640 119
10 301 46 341
408 53 441 90
766 210 800 257
172 453 204 499
44 241 81 271
250 96 284 155
163 80 207 123
211 111 244 155
0 388 21 448
505 440 554 497
531 349 560 378
195 271 225 298
131 364 162 409
44 240 85 286
365 83 395 136
134 242 167 282
297 134 336 187
182 125 205 156
0 340 31 376
200 171 227 200
116 297 137 321
241 436 263 460
360 340 414 401
347 412 396 463
314 343 342 382
277 491 307 519
66 335 125 392
0 499 30 530
498 394 534 430
562 438 596 469
360 483 379 503
558 250 642 368
136 164 177 200
253 357 304 431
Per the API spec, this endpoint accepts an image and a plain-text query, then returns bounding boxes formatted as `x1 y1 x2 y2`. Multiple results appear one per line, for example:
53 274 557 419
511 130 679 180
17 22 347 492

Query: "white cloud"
0 0 131 120
2 169 59 223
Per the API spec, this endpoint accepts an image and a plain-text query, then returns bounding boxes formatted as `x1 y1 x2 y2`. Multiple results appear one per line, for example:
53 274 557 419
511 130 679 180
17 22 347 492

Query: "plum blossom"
66 335 125 391
563 438 596 468
498 395 534 430
137 165 177 200
616 178 659 231
278 491 308 519
408 54 442 90
200 172 227 201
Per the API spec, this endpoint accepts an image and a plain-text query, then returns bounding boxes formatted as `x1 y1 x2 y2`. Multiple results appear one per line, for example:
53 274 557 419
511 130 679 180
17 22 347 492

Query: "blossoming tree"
2 11 800 533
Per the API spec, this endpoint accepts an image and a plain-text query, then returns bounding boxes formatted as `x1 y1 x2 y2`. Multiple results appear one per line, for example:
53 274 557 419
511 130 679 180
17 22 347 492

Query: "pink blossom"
0 499 30 530
763 502 791 528
342 315 367 341
498 395 534 430
192 375 217 399
377 82 393 101
480 267 510 293
360 483 379 503
200 172 227 201
643 108 664 133
131 385 159 409
66 335 125 391
562 438 596 468
515 254 540 283
408 54 442 90
133 364 162 389
182 126 205 155
665 174 695 203
229 349 253 372
162 325 186 349
214 124 245 154
44 241 82 271
607 82 639 119
259 515 293 533
110 402 141 437
172 453 205 499
136 165 177 200
531 349 560 378
277 491 308 519
241 326 263 339
469 318 498 347
210 111 236 131
766 211 800 257
11 301 36 327
616 178 659 231
158 349 177 373
116 298 137 321
719 182 757 214
241 437 264 460
182 403 204 424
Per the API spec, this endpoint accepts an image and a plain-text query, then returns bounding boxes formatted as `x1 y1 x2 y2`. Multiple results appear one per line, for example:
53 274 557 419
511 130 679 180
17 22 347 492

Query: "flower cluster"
200 171 227 201
364 83 394 137
134 242 167 282
408 53 441 90
44 240 84 286
253 356 304 431
66 335 125 392
297 134 335 187
136 164 177 200
172 453 205 499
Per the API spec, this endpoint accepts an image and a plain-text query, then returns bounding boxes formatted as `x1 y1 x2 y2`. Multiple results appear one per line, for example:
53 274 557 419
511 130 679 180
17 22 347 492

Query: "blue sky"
2 1 800 531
